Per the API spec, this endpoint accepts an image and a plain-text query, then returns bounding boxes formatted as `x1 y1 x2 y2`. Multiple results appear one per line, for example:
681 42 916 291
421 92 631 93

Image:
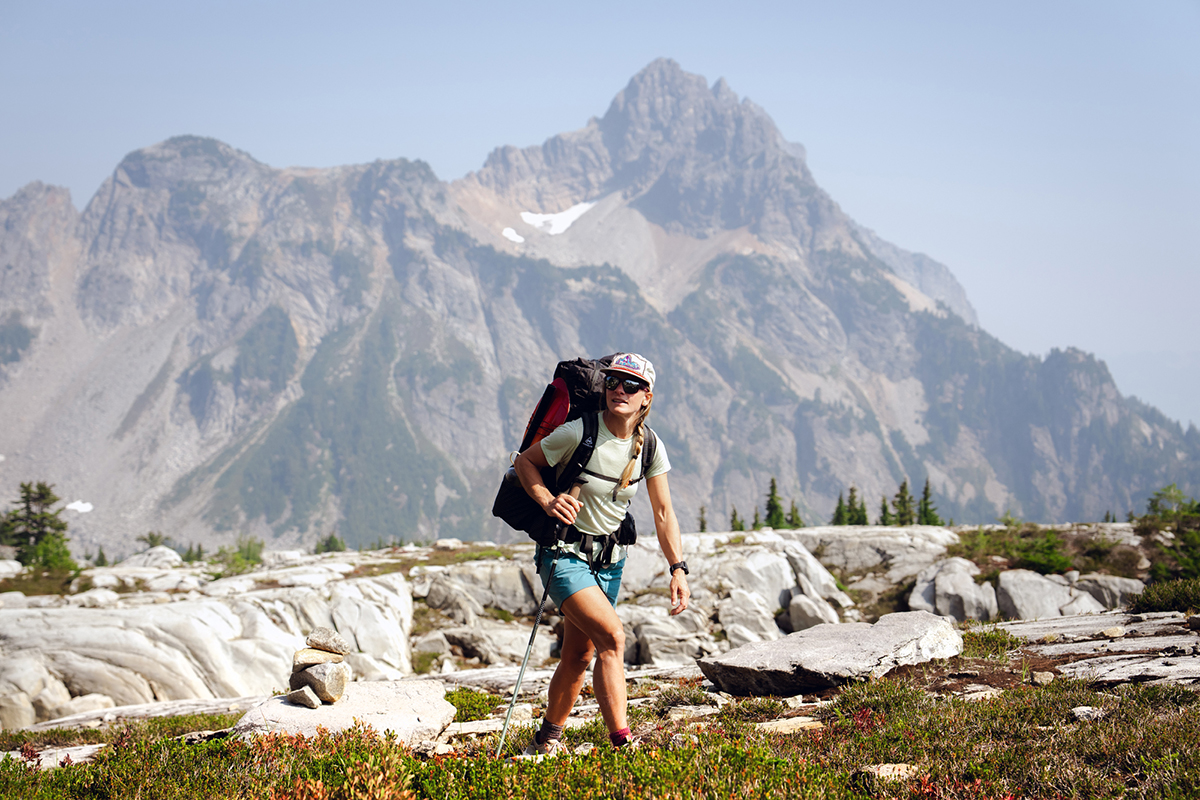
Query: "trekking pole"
495 483 581 758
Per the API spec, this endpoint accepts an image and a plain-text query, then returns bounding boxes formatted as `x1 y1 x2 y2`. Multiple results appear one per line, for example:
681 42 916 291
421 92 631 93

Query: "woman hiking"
513 352 691 754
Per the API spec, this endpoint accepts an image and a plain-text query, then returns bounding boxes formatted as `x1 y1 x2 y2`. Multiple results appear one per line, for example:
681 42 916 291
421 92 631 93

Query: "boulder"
441 619 551 666
425 574 484 626
635 614 721 667
289 662 352 703
0 692 36 730
717 589 781 648
781 543 854 608
996 570 1107 620
698 611 962 695
789 592 839 631
31 679 72 721
442 561 539 615
909 558 997 622
61 693 115 716
68 588 121 609
234 680 456 742
1075 574 1146 609
0 560 23 580
305 628 352 656
117 546 184 569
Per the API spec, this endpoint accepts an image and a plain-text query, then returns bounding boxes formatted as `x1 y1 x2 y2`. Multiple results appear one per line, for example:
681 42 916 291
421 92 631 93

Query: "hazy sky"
3 1 1197 425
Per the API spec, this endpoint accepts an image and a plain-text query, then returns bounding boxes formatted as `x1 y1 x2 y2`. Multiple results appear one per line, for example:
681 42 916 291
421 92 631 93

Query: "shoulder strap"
640 426 658 483
555 413 599 493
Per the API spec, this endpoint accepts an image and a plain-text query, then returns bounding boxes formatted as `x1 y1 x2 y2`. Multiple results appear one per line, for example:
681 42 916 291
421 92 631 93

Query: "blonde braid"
616 396 653 498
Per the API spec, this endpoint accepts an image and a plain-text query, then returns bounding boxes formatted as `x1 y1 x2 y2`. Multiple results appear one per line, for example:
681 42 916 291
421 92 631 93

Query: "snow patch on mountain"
520 202 595 235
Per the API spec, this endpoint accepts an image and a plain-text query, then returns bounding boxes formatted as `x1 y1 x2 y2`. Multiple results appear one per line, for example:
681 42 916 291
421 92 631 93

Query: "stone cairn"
285 627 354 709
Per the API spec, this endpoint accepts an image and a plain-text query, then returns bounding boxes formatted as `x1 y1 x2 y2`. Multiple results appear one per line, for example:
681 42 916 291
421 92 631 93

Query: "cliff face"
0 61 1194 553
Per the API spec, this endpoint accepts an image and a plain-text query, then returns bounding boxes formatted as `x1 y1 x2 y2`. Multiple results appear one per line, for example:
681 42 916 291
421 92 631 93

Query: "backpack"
492 355 657 548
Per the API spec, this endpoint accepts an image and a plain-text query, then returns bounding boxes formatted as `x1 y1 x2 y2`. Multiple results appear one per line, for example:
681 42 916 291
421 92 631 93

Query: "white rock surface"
0 560 22 580
784 526 959 582
698 611 963 695
234 680 456 741
117 546 184 569
1075 574 1145 609
996 570 1107 620
718 589 782 648
909 558 998 622
0 572 413 710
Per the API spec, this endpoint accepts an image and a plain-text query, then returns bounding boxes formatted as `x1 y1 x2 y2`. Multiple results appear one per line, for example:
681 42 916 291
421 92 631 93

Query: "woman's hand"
669 570 690 615
543 492 582 526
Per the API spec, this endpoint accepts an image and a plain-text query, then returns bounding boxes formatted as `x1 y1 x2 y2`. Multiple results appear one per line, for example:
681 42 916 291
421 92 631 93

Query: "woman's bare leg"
543 585 627 733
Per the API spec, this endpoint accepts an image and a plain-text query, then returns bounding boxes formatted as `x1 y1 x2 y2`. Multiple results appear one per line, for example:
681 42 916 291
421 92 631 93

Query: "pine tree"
95 546 108 567
893 480 915 526
764 479 786 528
786 501 804 528
846 487 869 525
877 496 893 525
830 493 847 526
917 478 943 525
730 506 745 532
7 482 74 569
752 508 762 530
698 505 708 533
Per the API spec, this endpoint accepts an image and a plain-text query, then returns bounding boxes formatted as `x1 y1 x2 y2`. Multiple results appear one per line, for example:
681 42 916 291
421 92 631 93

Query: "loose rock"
306 627 353 656
286 686 321 709
288 662 352 703
292 648 345 672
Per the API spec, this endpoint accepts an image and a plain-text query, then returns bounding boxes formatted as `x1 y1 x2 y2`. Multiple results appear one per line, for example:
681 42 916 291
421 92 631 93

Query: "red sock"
609 727 631 747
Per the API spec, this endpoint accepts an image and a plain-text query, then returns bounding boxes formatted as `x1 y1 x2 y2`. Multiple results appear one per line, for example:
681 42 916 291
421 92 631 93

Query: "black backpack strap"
640 426 658 484
555 412 599 494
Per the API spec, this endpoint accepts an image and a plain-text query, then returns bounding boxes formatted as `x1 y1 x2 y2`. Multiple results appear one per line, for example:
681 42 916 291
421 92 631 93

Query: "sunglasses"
605 375 648 394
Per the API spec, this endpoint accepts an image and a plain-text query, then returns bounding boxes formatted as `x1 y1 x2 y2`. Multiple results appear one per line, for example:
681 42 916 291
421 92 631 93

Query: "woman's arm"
514 444 582 526
646 472 690 615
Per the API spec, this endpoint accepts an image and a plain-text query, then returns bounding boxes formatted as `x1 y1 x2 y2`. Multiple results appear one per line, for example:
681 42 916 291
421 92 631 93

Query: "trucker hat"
602 352 656 391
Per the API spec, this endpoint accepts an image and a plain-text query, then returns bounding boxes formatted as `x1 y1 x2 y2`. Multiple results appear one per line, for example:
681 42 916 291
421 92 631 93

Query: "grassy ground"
4 671 1198 799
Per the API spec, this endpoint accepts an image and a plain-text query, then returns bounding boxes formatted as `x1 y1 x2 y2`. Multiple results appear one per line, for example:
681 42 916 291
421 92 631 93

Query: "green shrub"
961 626 1024 658
211 535 264 576
444 686 500 723
1129 578 1200 614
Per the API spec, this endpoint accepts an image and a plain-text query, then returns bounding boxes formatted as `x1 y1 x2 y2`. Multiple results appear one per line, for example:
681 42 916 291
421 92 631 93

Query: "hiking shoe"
521 736 565 758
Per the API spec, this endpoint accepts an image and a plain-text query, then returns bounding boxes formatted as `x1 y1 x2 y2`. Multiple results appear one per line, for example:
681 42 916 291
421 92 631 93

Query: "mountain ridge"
0 61 1194 555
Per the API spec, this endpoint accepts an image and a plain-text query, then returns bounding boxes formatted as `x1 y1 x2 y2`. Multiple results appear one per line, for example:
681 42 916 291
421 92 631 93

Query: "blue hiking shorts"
536 548 625 610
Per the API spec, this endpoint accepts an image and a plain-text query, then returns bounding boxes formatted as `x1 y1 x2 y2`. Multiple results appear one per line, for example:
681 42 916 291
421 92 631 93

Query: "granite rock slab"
233 680 456 741
697 611 962 695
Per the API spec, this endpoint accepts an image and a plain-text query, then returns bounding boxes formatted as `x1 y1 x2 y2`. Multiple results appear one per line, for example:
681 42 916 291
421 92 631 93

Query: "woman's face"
605 375 651 418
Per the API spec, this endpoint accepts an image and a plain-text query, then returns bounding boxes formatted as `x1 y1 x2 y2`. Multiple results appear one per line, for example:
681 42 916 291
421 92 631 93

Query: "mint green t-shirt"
538 414 671 563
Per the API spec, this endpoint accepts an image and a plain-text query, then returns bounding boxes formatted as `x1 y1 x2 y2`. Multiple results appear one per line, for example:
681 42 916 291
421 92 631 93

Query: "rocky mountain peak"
598 58 786 174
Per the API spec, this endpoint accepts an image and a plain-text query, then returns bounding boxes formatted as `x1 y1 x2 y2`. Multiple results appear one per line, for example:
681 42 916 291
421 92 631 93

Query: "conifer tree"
95 546 108 567
765 478 786 528
917 478 944 525
730 506 744 532
830 493 847 526
846 487 869 525
752 508 762 530
698 505 708 533
7 482 75 569
893 480 915 526
877 496 893 525
786 500 804 528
